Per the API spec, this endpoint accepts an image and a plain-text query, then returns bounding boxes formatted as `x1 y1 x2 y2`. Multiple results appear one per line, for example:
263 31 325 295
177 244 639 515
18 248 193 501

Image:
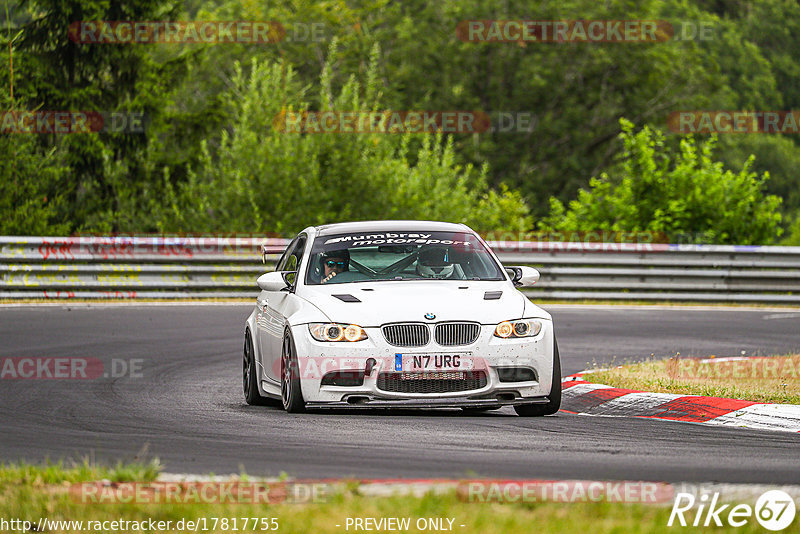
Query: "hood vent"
483 291 503 300
332 294 361 303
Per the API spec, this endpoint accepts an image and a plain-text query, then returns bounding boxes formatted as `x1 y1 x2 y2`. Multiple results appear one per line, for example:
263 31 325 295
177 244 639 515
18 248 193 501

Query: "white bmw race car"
243 220 561 416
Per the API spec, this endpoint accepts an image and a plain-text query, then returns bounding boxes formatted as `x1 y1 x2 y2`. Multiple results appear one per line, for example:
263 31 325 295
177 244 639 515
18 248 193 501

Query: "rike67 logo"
669 490 796 530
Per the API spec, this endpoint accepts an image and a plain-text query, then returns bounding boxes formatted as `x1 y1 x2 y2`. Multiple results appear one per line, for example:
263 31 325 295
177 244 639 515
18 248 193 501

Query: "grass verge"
0 462 782 534
0 459 160 485
583 355 800 404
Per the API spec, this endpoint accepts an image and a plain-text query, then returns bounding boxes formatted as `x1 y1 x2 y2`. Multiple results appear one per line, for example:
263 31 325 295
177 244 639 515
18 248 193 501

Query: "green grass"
583 355 800 404
0 459 161 485
0 462 791 533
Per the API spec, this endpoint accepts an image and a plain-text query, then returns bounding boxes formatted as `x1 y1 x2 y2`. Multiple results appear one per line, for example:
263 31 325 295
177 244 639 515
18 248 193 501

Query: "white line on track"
762 313 800 320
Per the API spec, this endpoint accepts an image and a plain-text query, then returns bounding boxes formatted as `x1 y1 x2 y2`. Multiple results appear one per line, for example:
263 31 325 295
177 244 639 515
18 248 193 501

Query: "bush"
539 119 783 244
781 214 800 246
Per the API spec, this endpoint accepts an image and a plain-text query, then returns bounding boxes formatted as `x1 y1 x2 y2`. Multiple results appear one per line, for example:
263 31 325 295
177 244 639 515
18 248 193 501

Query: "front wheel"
243 330 270 405
514 338 562 417
281 330 306 413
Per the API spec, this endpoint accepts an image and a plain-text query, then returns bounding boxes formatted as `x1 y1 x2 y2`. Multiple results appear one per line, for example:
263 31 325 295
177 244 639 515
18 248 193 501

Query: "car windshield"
304 230 505 285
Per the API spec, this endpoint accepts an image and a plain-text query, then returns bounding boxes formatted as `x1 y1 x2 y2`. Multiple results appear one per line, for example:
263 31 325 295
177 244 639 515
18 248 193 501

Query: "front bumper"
288 320 555 406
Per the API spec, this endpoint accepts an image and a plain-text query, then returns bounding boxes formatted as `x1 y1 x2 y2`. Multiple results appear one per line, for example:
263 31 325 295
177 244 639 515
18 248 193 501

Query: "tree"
155 43 532 235
171 0 753 216
6 0 191 233
0 115 70 234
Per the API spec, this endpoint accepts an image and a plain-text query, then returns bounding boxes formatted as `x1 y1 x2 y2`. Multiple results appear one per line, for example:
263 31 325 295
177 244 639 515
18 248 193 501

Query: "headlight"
494 319 542 338
308 323 368 342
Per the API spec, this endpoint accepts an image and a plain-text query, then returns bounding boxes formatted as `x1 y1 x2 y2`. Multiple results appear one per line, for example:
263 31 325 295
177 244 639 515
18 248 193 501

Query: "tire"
514 337 562 417
281 329 306 413
243 330 270 405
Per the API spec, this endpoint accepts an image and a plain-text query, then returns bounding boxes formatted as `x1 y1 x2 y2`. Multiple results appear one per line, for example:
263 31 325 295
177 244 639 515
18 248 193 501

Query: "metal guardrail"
1 236 799 302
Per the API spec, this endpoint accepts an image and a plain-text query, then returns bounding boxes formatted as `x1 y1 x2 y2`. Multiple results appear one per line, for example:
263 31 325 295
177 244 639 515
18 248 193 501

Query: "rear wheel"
243 330 270 405
281 330 306 413
514 338 562 417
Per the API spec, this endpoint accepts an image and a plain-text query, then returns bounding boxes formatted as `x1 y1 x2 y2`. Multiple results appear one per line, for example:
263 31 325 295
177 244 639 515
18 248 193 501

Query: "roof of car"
314 220 471 237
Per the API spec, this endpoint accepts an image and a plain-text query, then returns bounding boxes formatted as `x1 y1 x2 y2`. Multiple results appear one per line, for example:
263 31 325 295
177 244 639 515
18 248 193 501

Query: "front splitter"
305 396 550 409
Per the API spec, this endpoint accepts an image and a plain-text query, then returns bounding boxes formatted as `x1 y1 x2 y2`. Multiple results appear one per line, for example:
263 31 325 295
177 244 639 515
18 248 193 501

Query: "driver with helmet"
416 247 456 279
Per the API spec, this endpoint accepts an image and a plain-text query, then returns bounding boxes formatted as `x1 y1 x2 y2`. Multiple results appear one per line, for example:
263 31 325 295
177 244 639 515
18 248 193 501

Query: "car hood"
298 281 549 326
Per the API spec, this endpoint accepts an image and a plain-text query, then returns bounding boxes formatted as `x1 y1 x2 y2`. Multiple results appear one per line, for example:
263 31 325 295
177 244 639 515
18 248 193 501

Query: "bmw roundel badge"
424 313 436 320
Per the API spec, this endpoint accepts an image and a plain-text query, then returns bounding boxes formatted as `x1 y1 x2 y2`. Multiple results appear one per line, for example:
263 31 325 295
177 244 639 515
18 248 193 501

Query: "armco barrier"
1 236 799 302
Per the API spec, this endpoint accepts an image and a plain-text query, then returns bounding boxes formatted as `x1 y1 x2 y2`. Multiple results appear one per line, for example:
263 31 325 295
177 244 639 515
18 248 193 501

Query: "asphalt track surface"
1 304 799 483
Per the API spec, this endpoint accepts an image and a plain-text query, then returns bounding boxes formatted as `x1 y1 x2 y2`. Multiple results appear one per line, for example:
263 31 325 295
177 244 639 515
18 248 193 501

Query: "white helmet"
416 247 455 279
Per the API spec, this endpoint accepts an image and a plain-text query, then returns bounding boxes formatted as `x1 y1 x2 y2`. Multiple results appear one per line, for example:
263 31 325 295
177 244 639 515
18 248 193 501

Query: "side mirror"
257 271 291 291
505 266 540 287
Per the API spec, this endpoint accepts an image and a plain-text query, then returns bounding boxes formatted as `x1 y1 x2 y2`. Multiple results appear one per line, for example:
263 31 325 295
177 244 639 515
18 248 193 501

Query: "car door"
257 234 306 383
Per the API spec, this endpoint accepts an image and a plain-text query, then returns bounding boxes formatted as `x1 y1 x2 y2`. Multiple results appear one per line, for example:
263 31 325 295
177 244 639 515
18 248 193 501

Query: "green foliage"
540 119 783 244
0 134 69 235
155 43 531 235
715 134 800 215
3 0 800 244
781 214 800 246
153 0 790 217
0 87 69 234
1 0 201 234
340 0 742 214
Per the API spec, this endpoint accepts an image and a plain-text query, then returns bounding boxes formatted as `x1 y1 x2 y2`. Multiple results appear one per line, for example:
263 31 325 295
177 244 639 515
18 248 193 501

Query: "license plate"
396 353 473 372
